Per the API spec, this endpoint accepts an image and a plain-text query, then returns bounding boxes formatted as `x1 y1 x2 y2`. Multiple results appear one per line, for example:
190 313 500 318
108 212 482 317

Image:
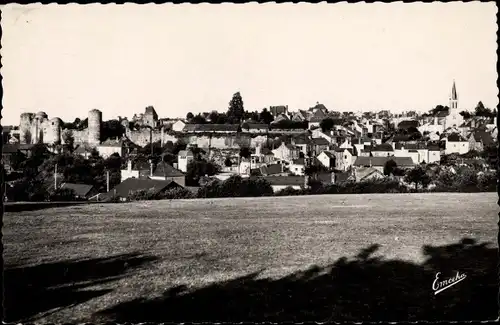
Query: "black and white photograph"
1 2 498 323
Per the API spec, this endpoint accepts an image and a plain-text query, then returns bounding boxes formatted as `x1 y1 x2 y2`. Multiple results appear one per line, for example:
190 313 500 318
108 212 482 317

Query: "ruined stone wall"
125 129 178 147
70 129 89 144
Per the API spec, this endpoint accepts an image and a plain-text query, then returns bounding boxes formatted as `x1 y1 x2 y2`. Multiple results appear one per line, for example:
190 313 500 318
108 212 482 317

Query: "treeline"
118 166 496 202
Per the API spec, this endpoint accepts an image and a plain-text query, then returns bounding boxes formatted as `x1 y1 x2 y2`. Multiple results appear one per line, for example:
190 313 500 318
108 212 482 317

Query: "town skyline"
1 3 498 125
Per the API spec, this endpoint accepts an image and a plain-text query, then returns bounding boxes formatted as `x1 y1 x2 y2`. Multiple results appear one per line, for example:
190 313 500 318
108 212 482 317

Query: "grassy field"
3 192 498 323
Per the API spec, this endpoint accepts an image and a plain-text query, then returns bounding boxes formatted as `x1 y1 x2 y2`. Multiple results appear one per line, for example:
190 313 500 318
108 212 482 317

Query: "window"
344 155 347 159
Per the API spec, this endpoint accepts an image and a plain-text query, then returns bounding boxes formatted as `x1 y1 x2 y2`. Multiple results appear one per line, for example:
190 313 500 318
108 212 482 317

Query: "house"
172 120 186 132
333 148 355 171
257 175 305 192
97 139 125 158
445 133 470 155
291 136 310 155
310 128 334 144
353 156 415 173
252 145 275 165
149 161 186 186
59 183 98 200
99 178 182 201
272 142 300 161
259 163 287 176
271 113 290 124
178 150 195 172
468 131 494 152
291 110 308 122
308 116 323 130
353 167 386 182
310 137 330 156
393 143 430 164
289 158 306 176
317 151 336 169
269 105 289 117
368 143 394 157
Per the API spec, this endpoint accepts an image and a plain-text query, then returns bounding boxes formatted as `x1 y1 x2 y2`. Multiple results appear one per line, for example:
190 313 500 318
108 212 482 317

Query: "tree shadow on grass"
3 252 159 323
94 238 498 322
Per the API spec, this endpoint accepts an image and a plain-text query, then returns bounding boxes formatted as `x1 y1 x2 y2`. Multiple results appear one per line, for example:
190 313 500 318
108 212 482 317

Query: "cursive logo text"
432 271 467 295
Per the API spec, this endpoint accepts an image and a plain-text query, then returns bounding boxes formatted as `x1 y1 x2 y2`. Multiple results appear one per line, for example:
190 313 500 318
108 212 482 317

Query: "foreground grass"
3 192 498 323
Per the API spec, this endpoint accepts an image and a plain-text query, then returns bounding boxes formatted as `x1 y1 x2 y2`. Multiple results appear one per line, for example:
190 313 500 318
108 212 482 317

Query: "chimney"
471 119 475 128
494 116 497 126
331 172 335 184
149 160 153 177
434 116 438 125
127 160 132 172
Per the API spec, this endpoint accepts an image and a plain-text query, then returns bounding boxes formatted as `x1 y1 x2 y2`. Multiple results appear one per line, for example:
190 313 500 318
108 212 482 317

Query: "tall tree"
62 130 75 153
259 108 274 124
228 92 245 123
186 112 194 120
404 166 431 190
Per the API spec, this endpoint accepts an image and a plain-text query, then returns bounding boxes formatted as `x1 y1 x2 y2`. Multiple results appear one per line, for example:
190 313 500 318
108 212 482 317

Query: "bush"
196 175 273 198
274 186 303 196
160 187 195 200
127 188 158 201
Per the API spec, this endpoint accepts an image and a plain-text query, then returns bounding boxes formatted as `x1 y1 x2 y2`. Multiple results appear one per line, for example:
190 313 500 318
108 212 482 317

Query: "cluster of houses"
3 82 497 200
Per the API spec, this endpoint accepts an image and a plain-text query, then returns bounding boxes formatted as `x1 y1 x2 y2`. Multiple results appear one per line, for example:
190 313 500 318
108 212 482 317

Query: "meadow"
3 192 498 323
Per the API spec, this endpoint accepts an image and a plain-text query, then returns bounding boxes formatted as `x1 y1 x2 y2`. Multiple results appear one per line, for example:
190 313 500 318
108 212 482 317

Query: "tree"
320 118 335 132
208 111 219 123
191 114 206 124
404 166 431 190
101 119 125 142
228 92 245 123
239 147 251 160
186 159 220 186
186 112 194 120
474 101 493 117
460 111 472 119
259 108 274 124
62 130 75 153
383 159 398 176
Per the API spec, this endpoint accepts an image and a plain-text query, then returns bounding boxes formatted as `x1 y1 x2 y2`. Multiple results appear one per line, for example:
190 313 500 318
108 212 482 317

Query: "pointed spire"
451 80 458 100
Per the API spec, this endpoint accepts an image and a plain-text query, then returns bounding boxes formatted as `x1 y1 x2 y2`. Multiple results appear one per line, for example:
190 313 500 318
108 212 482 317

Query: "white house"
272 142 300 162
97 139 126 158
316 151 335 169
172 120 186 132
445 133 470 155
333 148 355 171
289 158 305 176
177 150 195 172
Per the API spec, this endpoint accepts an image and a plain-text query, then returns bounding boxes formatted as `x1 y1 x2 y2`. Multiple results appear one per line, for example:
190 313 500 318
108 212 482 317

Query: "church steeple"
449 80 459 110
451 80 458 101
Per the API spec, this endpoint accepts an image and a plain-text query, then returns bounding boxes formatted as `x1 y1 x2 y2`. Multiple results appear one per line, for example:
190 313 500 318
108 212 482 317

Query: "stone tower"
19 113 34 144
49 117 62 144
88 109 102 146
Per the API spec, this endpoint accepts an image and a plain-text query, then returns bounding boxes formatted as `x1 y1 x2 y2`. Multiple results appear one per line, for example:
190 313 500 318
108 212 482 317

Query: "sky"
1 3 498 125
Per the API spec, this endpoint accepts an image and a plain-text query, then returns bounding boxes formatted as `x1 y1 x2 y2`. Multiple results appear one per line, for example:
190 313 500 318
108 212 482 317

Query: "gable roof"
260 164 283 175
447 133 466 142
321 151 336 159
152 162 185 178
258 175 304 186
371 143 394 152
397 120 419 129
60 183 95 197
311 137 330 146
105 178 180 199
356 167 385 182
